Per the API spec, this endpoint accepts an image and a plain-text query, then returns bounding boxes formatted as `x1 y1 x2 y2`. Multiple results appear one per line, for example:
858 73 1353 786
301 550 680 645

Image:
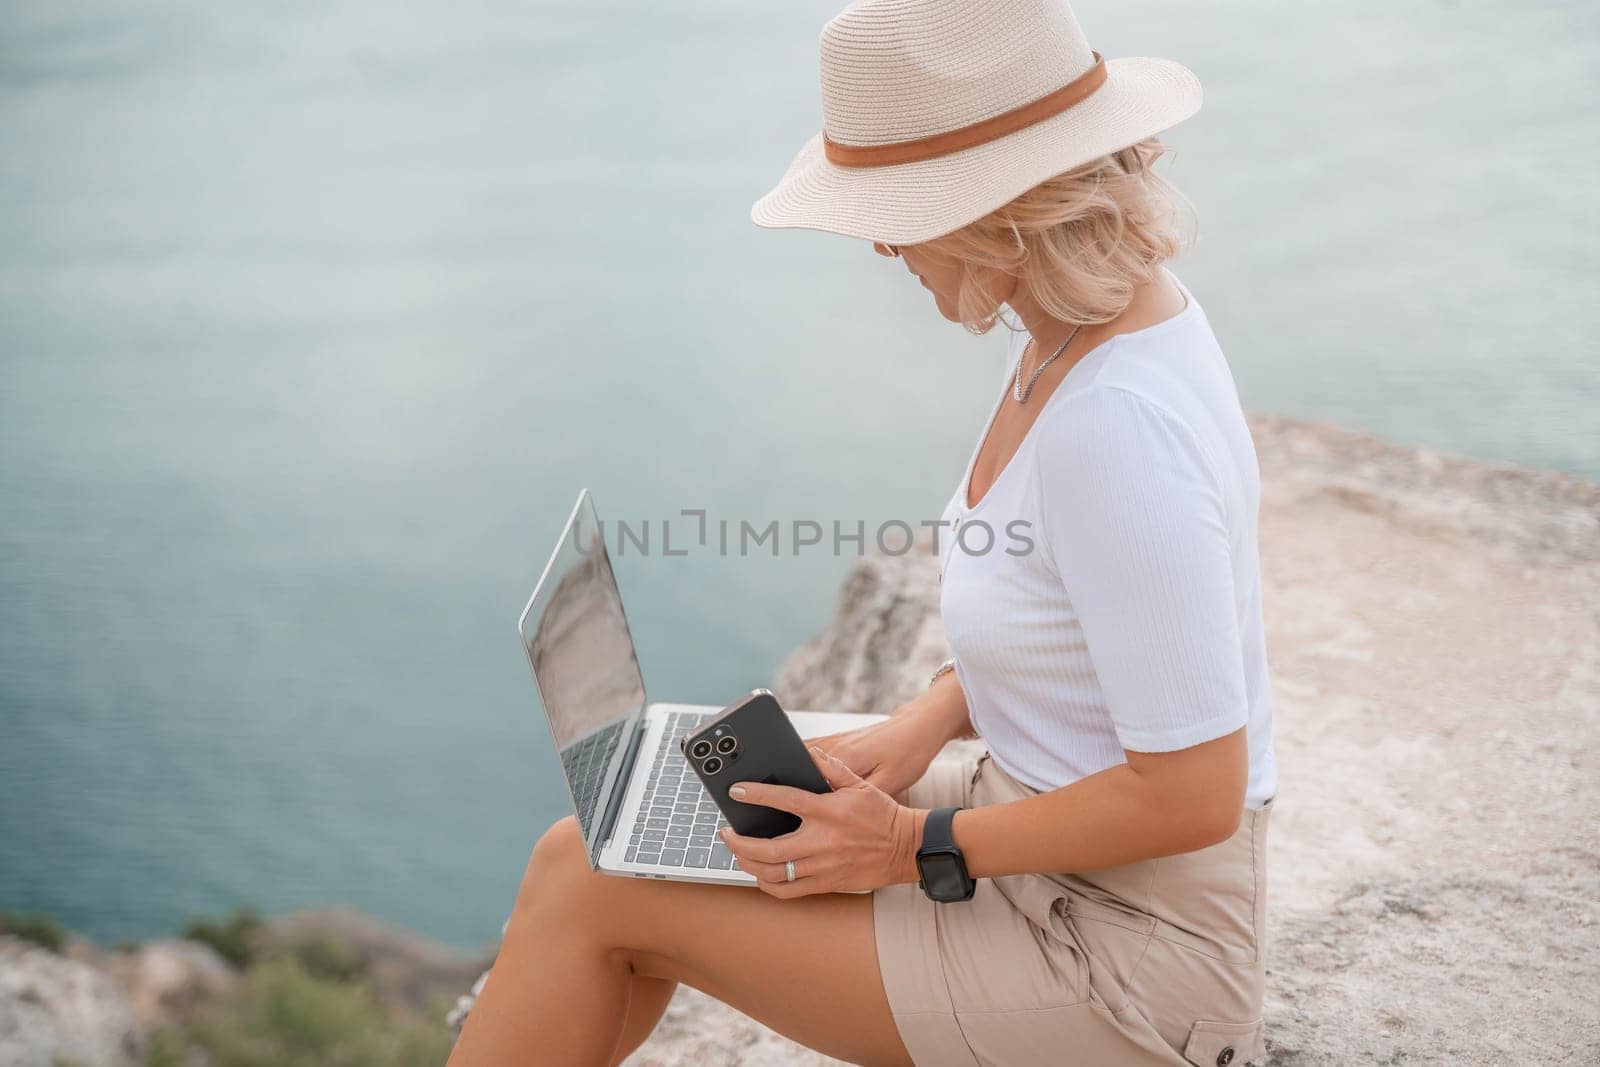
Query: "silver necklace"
1012 325 1081 403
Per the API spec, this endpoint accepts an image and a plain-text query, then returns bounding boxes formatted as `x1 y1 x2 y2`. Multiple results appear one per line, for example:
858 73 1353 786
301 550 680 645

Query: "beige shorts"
873 749 1271 1067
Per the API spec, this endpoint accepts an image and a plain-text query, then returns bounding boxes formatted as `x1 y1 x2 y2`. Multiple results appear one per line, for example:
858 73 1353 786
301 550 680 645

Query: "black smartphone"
681 689 831 838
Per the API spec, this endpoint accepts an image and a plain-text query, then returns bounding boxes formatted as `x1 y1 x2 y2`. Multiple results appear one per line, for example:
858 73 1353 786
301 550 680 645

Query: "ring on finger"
785 860 797 883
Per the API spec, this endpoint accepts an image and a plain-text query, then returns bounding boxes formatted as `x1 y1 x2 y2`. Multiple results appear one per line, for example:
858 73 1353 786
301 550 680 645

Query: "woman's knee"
530 815 588 871
512 816 597 924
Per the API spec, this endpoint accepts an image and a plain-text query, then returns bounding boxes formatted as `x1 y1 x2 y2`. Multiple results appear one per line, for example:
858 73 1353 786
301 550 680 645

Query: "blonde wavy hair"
923 138 1194 333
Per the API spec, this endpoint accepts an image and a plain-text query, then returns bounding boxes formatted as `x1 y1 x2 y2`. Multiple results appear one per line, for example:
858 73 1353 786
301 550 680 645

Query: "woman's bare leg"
610 975 677 1066
449 817 911 1067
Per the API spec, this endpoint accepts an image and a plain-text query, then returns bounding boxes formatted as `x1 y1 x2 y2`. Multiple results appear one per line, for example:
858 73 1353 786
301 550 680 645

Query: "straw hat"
750 0 1201 245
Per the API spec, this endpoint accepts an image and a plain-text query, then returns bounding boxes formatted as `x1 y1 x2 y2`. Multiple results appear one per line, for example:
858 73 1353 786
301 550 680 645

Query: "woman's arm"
928 388 1258 879
903 668 974 741
808 668 974 799
934 727 1248 882
723 725 1247 896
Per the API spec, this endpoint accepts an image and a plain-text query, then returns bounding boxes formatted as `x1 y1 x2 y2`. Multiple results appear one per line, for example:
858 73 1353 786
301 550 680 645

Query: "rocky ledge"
0 907 490 1066
462 415 1600 1065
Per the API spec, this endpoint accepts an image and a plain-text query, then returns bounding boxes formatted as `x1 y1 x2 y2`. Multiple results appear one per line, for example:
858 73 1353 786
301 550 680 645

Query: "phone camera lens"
715 736 738 755
690 739 713 760
702 756 723 775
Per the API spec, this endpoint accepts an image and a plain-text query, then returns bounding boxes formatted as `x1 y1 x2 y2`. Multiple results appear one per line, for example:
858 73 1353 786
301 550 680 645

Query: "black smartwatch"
916 806 975 902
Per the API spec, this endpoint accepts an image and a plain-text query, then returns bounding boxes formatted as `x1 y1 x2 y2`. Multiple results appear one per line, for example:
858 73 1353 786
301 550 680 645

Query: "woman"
451 0 1276 1063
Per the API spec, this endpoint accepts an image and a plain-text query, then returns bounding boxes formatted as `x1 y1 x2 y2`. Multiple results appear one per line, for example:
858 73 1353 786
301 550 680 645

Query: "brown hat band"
822 53 1108 169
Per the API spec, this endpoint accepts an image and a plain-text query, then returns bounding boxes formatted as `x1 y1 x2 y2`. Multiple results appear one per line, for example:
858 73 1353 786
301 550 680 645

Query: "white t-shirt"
938 274 1277 809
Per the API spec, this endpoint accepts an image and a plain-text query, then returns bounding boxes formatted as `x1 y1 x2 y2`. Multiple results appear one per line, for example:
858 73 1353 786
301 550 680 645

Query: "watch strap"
920 806 962 855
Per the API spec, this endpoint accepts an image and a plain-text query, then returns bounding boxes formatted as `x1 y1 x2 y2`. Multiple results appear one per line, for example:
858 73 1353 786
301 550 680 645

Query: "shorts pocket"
1182 1017 1265 1067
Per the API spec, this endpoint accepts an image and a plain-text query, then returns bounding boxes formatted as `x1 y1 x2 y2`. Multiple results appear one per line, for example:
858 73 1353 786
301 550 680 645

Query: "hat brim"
750 57 1201 245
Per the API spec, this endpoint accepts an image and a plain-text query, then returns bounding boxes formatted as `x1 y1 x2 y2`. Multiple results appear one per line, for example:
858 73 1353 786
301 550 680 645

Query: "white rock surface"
104 938 236 1033
0 936 140 1067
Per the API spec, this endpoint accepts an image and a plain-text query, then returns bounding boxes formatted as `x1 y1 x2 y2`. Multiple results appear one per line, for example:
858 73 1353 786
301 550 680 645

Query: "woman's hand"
720 746 927 899
809 705 954 800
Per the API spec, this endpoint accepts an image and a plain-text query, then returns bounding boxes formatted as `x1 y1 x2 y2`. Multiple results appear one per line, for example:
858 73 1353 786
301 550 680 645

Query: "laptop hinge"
592 713 646 861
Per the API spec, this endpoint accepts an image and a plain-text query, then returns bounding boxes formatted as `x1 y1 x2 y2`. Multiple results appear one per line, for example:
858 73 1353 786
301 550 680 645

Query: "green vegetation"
0 910 66 953
5 908 454 1065
144 957 453 1067
284 933 366 983
179 909 263 968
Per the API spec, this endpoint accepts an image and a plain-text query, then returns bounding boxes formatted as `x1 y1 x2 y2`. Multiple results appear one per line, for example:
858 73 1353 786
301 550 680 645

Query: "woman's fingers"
729 780 821 817
734 855 790 883
809 729 881 779
754 875 824 900
726 838 833 897
733 853 828 885
720 827 803 864
721 753 897 897
809 745 867 790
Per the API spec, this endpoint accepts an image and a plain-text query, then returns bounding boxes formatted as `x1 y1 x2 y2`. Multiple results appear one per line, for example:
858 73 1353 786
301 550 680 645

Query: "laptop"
519 490 884 885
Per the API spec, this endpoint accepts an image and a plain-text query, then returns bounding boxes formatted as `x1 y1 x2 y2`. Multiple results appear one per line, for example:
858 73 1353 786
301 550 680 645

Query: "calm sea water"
2 0 1595 949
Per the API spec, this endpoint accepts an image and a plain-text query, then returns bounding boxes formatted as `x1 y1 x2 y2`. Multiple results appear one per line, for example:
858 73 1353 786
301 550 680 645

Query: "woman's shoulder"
1034 358 1232 497
1072 280 1218 382
1054 291 1236 437
1035 378 1212 480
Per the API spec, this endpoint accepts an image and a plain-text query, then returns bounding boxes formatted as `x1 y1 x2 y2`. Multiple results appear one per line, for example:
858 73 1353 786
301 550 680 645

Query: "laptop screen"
518 491 647 845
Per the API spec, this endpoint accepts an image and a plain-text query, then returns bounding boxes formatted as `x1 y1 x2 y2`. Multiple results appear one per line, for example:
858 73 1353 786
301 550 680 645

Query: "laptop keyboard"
561 718 627 838
625 712 737 872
